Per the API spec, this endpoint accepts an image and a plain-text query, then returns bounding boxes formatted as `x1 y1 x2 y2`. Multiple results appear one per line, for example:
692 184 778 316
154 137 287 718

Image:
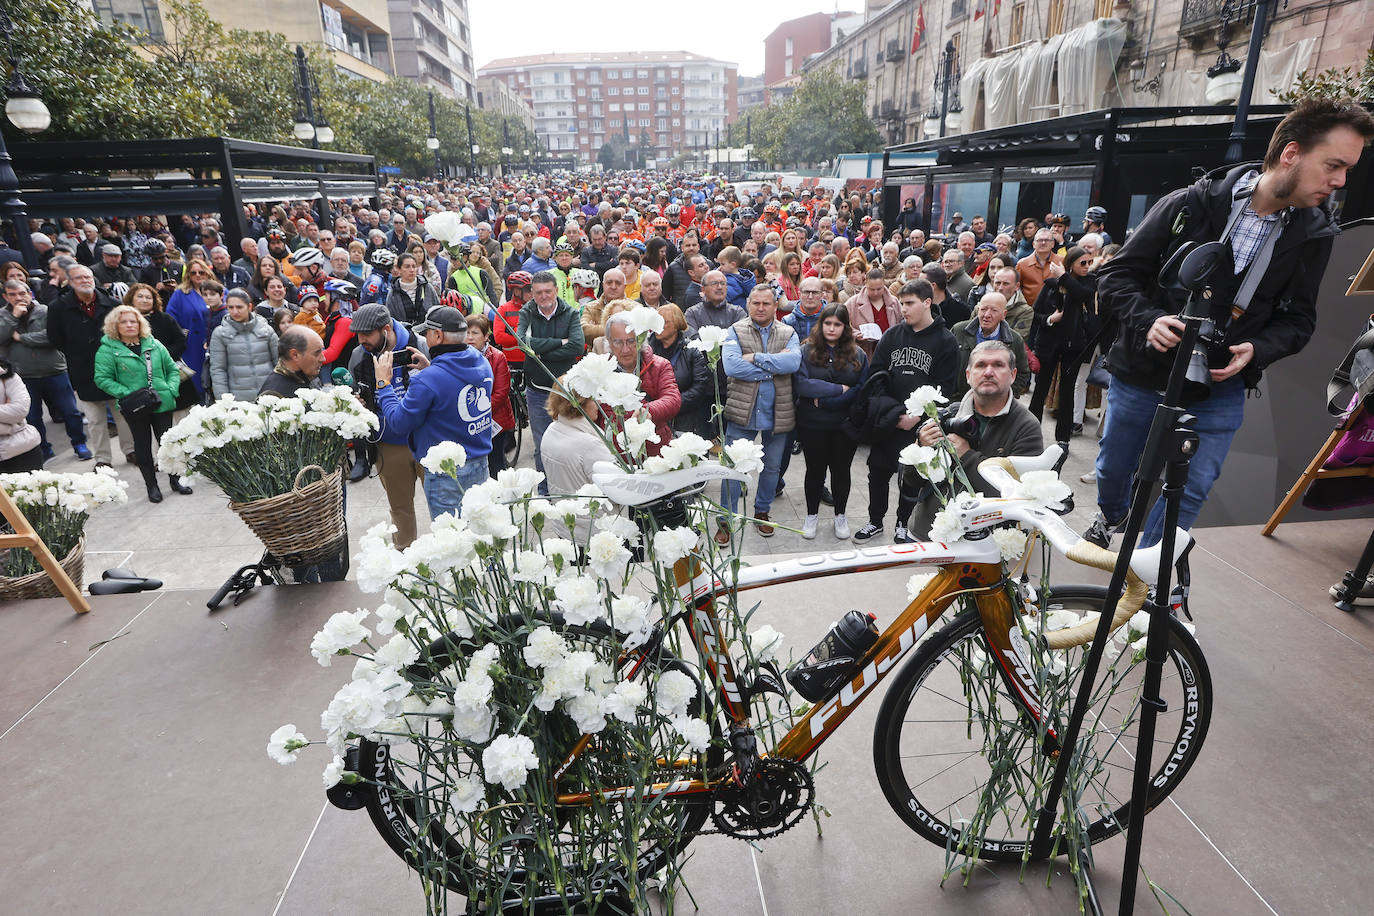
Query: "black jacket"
580 243 620 279
651 333 712 419
47 288 118 401
1098 162 1336 392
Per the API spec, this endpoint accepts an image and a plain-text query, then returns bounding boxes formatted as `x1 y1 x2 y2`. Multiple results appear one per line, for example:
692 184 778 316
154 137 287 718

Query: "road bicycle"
503 365 528 467
344 447 1211 911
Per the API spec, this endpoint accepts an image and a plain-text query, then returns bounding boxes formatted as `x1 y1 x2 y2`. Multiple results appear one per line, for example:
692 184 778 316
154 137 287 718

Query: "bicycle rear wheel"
504 388 526 466
872 585 1211 861
359 623 719 908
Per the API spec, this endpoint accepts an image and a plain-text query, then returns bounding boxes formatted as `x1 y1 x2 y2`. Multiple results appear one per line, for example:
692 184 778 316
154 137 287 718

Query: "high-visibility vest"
448 266 489 309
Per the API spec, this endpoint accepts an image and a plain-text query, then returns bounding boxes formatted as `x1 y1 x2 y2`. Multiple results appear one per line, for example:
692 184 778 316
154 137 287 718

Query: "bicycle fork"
974 587 1063 759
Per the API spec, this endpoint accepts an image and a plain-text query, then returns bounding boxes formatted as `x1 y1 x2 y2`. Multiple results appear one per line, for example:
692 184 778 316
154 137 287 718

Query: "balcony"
886 39 905 63
849 59 868 80
1180 0 1258 48
881 100 900 120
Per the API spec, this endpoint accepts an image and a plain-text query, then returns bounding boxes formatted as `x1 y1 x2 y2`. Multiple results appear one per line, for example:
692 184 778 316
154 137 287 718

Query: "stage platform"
2 518 1371 914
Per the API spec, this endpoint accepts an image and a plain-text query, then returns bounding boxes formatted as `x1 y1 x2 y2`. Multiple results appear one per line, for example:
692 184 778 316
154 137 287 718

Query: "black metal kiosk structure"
7 137 379 257
880 105 1374 241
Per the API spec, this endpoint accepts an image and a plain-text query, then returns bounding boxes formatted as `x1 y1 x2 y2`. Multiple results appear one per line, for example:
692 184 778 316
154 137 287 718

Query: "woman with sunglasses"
165 258 212 399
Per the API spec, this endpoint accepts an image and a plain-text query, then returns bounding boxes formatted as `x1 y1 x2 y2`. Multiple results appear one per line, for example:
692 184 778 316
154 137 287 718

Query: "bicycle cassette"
710 757 814 840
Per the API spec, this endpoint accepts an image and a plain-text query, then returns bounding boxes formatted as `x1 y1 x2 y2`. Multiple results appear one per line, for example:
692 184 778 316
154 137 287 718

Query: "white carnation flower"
993 528 1028 562
564 691 608 734
565 352 619 398
493 467 545 503
420 441 468 475
625 305 666 337
522 626 569 669
267 724 308 765
652 526 699 565
451 774 485 813
587 530 631 583
749 625 784 662
687 325 728 355
464 500 518 541
639 455 678 475
664 431 711 461
904 385 948 418
310 609 371 666
928 503 965 545
617 414 660 454
510 548 552 584
601 681 648 722
373 633 421 670
1008 470 1072 509
1042 607 1084 632
320 678 391 749
654 670 697 717
897 443 949 483
594 514 640 541
672 716 712 752
597 373 645 413
322 755 346 789
373 601 404 636
723 438 765 475
542 538 577 569
906 572 936 602
481 734 540 792
554 575 605 626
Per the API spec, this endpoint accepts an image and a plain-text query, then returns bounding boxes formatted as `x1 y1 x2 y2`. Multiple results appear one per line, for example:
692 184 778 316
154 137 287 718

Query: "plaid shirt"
1230 171 1286 275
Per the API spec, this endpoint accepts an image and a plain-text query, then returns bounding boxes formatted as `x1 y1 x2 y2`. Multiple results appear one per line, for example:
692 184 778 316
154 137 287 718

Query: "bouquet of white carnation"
0 467 128 576
157 388 376 502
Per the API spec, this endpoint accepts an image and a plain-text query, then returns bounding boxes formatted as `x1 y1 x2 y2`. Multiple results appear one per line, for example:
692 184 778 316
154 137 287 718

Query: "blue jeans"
23 372 85 451
1094 376 1245 547
527 387 551 495
423 457 490 520
720 422 789 516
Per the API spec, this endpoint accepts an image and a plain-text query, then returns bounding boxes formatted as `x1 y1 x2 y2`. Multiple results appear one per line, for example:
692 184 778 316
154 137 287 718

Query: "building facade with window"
475 77 535 134
477 52 739 169
93 0 397 82
387 0 476 99
805 0 1369 148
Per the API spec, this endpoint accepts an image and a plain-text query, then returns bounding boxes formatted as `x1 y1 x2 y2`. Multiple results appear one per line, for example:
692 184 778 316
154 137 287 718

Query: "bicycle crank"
709 757 814 840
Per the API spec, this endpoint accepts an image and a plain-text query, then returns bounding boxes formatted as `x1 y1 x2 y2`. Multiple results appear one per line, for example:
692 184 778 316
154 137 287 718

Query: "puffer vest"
723 317 795 433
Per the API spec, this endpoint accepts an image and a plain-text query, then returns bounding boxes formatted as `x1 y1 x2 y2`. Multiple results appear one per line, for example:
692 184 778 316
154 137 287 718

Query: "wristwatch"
376 378 389 389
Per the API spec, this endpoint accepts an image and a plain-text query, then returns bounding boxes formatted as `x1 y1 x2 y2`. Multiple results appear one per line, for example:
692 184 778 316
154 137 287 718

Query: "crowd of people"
0 169 1121 552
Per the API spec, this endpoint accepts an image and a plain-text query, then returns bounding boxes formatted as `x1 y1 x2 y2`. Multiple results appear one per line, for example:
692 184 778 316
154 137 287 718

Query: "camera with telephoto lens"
1158 239 1232 402
936 403 981 449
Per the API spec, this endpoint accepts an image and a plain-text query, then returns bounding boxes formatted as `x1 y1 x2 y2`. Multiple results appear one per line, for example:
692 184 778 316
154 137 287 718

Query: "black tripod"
1029 241 1228 914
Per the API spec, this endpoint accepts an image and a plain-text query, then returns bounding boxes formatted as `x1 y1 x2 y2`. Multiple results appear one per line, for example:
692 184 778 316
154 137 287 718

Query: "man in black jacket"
662 231 712 305
1086 99 1374 549
46 265 122 464
579 224 619 279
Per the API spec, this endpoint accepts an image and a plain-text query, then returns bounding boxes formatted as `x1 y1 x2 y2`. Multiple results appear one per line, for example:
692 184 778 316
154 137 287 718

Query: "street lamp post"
465 105 478 178
501 119 512 177
292 45 334 148
1218 0 1273 164
426 91 441 179
0 8 52 270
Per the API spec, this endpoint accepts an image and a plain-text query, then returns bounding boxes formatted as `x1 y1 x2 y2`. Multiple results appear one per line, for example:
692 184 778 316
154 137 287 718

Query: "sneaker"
1083 511 1119 550
893 525 914 544
714 521 731 546
774 479 786 497
40 443 54 461
73 443 93 461
1072 423 1084 436
790 439 802 455
1330 576 1374 606
853 522 883 542
754 511 775 537
802 514 818 539
819 485 834 506
1080 468 1097 483
833 515 850 539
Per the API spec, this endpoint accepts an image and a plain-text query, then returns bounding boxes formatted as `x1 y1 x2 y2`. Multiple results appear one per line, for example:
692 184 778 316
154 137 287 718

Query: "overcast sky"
470 1 867 78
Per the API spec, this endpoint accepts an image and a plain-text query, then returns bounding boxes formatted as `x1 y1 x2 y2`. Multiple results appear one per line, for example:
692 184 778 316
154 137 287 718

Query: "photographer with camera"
1086 99 1374 549
347 303 431 549
908 340 1043 539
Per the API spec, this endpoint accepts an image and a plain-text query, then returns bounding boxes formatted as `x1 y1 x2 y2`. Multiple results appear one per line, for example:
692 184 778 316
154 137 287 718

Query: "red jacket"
482 343 515 433
600 346 681 458
492 300 525 365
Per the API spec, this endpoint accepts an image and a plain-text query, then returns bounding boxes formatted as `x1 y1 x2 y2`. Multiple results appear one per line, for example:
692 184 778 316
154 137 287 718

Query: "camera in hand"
937 403 981 449
1159 240 1231 402
395 349 415 368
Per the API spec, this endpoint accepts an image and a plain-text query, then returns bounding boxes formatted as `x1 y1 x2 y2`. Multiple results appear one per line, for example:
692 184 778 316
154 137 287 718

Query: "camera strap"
1218 179 1286 324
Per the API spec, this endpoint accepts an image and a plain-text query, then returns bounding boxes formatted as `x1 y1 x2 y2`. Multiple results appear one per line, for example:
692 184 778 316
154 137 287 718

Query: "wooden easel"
0 486 90 613
1262 403 1374 536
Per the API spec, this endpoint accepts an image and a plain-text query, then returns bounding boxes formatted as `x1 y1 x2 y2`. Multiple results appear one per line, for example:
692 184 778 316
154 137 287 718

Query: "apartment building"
387 0 476 99
805 0 1370 146
475 77 535 134
478 52 739 168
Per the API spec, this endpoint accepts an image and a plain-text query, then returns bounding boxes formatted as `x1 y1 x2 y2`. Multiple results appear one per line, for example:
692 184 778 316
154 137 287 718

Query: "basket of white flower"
157 389 377 562
229 464 346 563
0 467 128 600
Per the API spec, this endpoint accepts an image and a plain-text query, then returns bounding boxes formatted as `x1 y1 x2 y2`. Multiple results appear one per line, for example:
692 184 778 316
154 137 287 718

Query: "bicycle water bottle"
785 610 879 702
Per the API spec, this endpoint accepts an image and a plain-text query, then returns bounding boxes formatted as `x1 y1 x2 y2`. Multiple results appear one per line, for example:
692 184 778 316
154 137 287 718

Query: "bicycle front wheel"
359 622 719 907
872 585 1211 861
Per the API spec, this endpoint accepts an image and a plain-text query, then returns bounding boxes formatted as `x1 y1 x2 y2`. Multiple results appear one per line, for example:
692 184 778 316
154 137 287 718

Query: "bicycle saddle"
591 460 749 507
89 577 162 596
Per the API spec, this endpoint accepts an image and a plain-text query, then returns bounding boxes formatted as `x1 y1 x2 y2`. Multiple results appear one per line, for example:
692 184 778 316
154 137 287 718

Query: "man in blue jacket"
348 304 431 547
374 305 493 521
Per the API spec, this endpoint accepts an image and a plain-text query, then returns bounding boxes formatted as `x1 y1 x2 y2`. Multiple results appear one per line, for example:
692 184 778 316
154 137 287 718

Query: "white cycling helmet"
292 247 326 269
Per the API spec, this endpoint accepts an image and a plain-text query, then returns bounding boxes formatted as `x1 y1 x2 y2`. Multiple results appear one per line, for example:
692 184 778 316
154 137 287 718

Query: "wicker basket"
0 537 85 601
229 465 346 564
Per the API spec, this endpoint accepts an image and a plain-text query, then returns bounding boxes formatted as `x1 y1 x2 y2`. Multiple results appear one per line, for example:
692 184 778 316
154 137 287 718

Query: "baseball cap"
350 303 392 332
413 305 467 334
976 242 997 252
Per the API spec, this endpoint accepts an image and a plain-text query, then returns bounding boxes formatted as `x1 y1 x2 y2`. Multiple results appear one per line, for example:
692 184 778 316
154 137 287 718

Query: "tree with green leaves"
774 65 884 167
1278 49 1374 104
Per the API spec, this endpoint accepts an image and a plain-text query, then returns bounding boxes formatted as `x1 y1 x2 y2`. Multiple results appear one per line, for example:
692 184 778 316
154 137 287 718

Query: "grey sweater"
0 302 67 378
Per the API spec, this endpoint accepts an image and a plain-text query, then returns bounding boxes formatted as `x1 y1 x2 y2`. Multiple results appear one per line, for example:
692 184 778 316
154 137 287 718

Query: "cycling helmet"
265 227 287 241
764 201 780 214
292 247 326 269
712 206 728 218
569 268 600 291
665 203 681 218
370 248 397 269
624 239 646 253
505 270 533 290
786 217 803 229
454 241 474 258
1084 206 1107 223
143 238 167 257
738 207 756 220
554 240 575 254
652 217 670 229
324 278 358 300
789 202 807 216
110 281 130 300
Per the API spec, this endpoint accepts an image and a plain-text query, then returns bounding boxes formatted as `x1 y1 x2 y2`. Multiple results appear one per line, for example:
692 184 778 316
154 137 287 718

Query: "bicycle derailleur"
709 724 814 841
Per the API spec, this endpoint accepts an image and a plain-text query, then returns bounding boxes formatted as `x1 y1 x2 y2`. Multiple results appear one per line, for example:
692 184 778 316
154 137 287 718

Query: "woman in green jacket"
94 305 185 503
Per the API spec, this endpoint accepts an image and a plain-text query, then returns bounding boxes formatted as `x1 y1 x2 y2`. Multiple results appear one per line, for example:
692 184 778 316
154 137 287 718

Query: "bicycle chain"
704 758 815 840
